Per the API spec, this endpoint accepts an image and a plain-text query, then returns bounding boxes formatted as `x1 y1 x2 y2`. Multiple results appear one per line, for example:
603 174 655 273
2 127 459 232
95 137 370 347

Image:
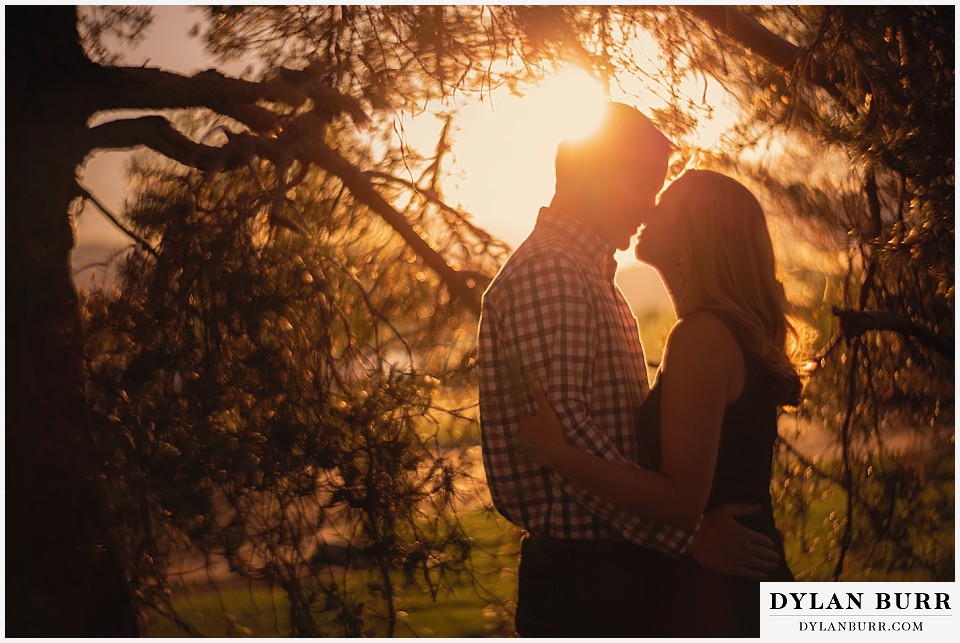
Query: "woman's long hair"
659 170 802 405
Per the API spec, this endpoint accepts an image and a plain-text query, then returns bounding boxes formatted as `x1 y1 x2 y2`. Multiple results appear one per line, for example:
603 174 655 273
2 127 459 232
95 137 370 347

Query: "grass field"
142 507 521 637
140 410 953 637
142 485 953 636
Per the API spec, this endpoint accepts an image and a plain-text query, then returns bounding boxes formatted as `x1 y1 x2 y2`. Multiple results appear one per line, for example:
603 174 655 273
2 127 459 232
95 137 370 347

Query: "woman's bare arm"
519 313 742 530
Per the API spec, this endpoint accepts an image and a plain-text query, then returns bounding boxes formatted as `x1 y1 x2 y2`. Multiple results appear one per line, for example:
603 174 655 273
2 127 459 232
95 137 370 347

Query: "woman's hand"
517 381 569 468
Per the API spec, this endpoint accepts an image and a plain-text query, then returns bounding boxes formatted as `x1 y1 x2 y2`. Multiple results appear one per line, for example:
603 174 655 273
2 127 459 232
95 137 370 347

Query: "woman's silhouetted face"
634 197 684 272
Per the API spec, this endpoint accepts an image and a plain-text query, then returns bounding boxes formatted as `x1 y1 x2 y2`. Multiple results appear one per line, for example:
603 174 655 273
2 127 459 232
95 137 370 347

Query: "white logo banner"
761 582 956 640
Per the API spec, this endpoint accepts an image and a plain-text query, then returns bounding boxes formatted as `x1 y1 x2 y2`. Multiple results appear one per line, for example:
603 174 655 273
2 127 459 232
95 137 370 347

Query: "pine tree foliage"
81 128 497 633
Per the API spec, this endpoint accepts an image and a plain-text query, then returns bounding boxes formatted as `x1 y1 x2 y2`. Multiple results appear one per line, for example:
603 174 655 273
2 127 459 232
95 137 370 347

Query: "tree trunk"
5 7 139 636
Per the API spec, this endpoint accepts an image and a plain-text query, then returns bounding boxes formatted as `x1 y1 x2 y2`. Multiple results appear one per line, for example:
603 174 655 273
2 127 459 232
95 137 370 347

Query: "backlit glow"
532 67 608 142
423 67 609 249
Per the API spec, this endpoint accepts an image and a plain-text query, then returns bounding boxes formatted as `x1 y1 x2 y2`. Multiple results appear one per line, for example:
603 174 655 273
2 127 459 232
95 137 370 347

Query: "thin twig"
76 182 159 258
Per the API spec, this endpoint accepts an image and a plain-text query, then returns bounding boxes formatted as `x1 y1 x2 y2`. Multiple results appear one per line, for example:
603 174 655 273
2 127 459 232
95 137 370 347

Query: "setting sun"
531 67 608 141
399 60 740 253
427 66 611 249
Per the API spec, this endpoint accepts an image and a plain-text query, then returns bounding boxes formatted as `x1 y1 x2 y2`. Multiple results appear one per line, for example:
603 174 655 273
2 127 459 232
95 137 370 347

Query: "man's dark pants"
515 534 659 637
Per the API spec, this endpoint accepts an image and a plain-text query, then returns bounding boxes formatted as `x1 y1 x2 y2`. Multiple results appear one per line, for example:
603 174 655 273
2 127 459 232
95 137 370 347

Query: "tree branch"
687 6 804 68
832 306 954 358
84 109 487 313
75 182 158 258
93 62 369 133
84 115 267 171
685 6 846 99
293 133 487 314
365 170 499 246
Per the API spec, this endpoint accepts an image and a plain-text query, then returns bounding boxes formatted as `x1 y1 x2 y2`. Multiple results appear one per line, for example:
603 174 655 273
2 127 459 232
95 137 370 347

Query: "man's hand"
687 504 780 580
517 381 570 468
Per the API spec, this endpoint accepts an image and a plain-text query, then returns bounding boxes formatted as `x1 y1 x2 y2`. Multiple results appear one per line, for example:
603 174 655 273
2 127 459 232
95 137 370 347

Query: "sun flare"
400 61 739 252
427 66 611 247
531 67 608 142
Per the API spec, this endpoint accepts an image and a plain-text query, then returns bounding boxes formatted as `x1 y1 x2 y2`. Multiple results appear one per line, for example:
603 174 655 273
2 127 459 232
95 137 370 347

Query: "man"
477 103 779 636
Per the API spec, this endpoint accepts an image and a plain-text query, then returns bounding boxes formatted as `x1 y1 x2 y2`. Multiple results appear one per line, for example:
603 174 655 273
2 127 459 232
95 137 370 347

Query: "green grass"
782 494 955 582
142 582 506 637
142 508 520 637
143 585 291 637
778 448 955 582
142 450 953 636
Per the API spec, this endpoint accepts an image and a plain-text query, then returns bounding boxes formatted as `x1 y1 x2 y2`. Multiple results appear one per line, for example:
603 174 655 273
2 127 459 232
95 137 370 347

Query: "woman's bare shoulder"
668 311 737 346
663 311 743 371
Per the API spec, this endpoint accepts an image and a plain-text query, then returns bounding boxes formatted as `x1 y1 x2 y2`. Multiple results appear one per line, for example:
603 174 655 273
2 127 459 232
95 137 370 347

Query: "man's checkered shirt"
478 207 693 556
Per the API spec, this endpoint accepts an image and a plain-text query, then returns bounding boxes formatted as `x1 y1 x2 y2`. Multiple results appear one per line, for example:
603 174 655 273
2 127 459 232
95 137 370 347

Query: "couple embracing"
478 103 799 638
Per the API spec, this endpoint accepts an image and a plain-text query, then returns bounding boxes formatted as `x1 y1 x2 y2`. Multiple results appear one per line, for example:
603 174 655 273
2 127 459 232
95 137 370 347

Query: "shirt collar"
536 207 618 279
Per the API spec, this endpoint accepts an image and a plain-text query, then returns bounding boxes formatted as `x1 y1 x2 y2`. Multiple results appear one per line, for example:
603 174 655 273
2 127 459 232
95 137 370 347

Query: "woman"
519 169 800 637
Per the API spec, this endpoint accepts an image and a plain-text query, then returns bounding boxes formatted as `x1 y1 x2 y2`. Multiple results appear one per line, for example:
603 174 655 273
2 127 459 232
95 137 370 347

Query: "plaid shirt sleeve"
485 252 693 556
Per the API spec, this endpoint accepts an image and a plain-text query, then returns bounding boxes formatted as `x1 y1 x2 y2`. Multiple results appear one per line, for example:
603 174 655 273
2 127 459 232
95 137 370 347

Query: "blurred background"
7 5 954 637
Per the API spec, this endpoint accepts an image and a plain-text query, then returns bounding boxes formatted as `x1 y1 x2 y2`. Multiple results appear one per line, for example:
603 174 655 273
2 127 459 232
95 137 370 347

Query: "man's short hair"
554 102 675 191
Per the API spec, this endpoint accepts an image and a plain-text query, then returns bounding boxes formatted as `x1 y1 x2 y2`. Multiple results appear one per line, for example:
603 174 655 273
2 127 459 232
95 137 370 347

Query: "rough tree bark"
6 7 141 636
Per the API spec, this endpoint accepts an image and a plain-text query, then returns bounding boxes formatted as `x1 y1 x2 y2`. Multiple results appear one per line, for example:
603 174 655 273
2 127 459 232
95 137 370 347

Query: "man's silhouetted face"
588 151 669 251
552 103 674 251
